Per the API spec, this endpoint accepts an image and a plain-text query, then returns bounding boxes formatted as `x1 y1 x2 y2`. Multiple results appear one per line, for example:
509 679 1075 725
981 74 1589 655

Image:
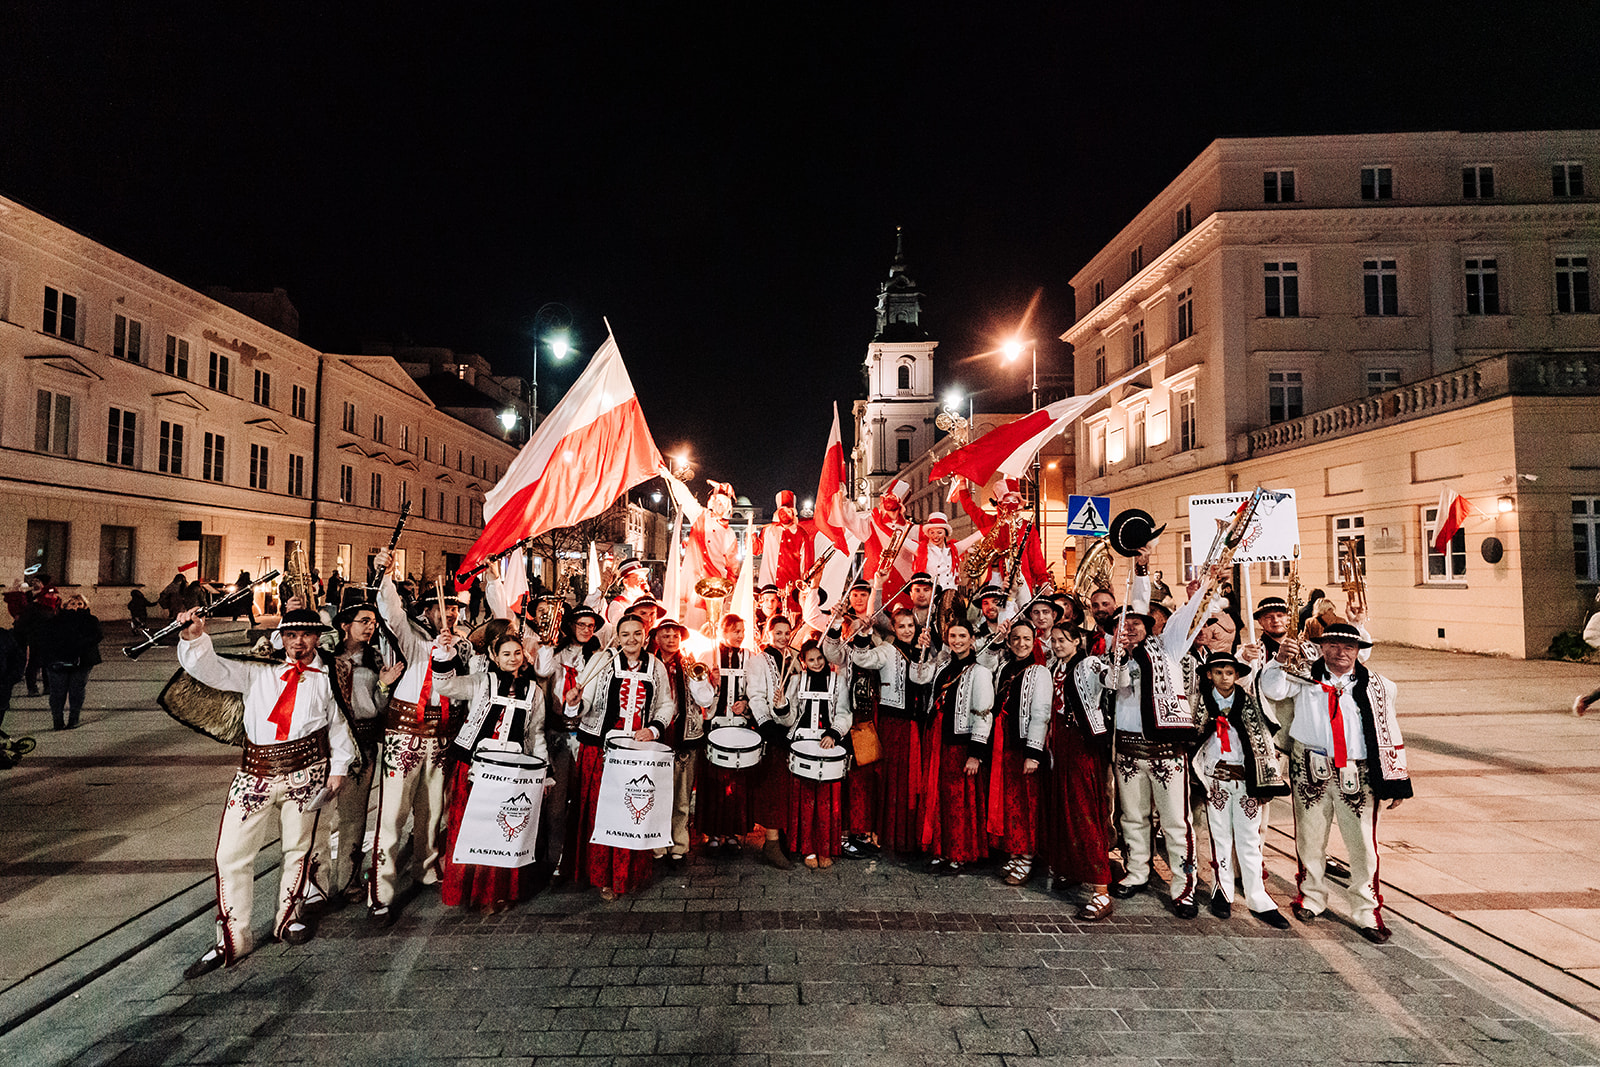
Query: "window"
253 369 272 407
372 413 385 443
1334 514 1366 581
399 425 410 452
436 490 445 520
1094 346 1106 388
1129 246 1143 274
26 520 69 584
1553 162 1585 198
1176 287 1195 341
1462 165 1495 199
398 479 409 508
164 335 189 378
1131 321 1146 365
1131 412 1146 466
1366 368 1401 394
113 314 143 363
106 408 136 467
370 471 383 509
419 486 429 517
1360 166 1393 200
456 496 463 524
896 364 911 391
423 436 431 462
1182 533 1195 583
1268 370 1303 424
1174 202 1192 239
35 390 72 455
202 432 226 482
457 450 463 472
287 453 305 497
290 383 307 420
1092 280 1104 305
99 525 135 585
1556 256 1591 313
1363 259 1399 315
896 437 912 464
440 443 448 467
1176 388 1196 452
159 421 184 474
1092 424 1107 478
1263 169 1296 203
42 286 78 340
339 464 354 503
342 401 356 433
249 443 270 490
1464 258 1500 315
1265 559 1290 583
1424 506 1467 583
208 350 230 392
1576 497 1600 581
1264 262 1299 317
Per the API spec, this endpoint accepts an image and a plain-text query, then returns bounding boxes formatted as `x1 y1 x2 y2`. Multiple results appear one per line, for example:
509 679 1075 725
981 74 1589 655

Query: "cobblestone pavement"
10 842 1600 1067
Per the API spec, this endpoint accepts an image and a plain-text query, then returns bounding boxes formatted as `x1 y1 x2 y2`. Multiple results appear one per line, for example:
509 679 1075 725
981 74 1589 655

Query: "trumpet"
1339 540 1367 618
686 660 710 682
795 543 838 589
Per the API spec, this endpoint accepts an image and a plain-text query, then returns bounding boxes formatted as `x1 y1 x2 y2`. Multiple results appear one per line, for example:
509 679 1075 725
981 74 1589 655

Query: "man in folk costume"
177 608 357 978
567 616 677 900
1260 623 1410 942
696 614 788 866
872 570 942 654
969 584 1008 647
822 579 884 856
661 468 742 629
367 550 473 924
974 621 1052 885
952 477 1052 601
1191 652 1292 928
530 607 603 879
914 618 994 875
647 618 715 865
757 490 815 610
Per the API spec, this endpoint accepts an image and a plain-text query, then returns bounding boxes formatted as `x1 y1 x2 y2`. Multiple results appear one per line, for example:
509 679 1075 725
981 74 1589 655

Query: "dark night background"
2 2 1597 506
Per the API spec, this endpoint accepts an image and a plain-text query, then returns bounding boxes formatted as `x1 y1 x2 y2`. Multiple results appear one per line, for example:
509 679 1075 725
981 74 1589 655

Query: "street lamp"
1004 337 1041 530
527 302 574 441
936 390 971 446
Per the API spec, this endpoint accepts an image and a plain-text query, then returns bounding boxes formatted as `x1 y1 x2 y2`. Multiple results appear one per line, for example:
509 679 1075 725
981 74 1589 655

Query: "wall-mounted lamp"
1497 495 1515 513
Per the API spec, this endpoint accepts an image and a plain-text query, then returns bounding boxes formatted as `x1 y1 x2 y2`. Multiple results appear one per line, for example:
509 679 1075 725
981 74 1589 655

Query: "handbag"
849 720 881 766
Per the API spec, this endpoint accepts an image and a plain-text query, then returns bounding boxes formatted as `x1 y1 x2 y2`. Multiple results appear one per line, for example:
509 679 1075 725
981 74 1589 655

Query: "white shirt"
1113 662 1144 733
1202 698 1245 765
1263 664 1368 761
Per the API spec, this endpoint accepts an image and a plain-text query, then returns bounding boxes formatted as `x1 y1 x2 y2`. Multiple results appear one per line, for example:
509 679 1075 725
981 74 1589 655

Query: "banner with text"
590 740 675 849
1188 489 1300 563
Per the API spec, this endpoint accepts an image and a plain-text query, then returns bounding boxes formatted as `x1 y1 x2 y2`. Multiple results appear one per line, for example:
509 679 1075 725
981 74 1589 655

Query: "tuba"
1071 538 1115 632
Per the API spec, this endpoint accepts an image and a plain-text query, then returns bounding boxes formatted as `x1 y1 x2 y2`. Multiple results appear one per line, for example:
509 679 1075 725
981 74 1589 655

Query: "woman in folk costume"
566 616 677 900
977 620 1052 885
915 618 994 874
778 639 852 868
905 511 959 592
843 608 931 853
757 491 815 610
659 467 741 629
529 607 602 880
433 631 552 913
1039 624 1116 922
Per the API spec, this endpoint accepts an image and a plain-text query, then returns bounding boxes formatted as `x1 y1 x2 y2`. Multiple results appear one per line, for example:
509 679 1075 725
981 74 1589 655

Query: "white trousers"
213 762 327 962
1202 776 1276 912
654 752 697 858
1115 753 1198 903
327 757 376 896
369 732 448 908
1291 742 1384 930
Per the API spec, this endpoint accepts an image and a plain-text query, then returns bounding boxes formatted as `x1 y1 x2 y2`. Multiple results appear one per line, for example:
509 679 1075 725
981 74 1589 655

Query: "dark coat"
38 610 103 669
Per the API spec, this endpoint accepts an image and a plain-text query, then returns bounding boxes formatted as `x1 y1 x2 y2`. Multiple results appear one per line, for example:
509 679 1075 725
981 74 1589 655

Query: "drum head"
707 727 761 751
789 738 839 760
605 733 671 754
472 749 547 771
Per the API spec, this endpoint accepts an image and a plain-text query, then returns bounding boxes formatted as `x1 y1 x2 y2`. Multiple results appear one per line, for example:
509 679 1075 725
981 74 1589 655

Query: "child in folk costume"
915 619 994 874
1042 624 1115 921
434 632 553 912
176 608 358 978
529 607 602 880
778 640 852 868
1191 652 1291 928
977 621 1052 885
567 616 677 900
822 580 883 857
841 608 932 854
648 618 716 865
696 615 789 867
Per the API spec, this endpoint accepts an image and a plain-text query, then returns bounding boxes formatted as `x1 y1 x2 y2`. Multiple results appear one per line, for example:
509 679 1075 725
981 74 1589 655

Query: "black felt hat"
1109 509 1166 557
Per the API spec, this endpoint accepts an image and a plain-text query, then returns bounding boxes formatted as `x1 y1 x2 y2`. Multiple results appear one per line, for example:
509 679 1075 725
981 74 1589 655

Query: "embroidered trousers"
1290 741 1384 931
368 732 449 908
1203 777 1276 912
213 761 328 962
1115 753 1198 903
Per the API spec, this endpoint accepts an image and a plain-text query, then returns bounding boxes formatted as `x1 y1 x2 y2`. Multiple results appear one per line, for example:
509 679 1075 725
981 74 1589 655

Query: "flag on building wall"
1432 486 1474 553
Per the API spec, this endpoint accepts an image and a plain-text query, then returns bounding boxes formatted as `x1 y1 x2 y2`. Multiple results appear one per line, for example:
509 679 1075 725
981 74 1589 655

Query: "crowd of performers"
171 474 1411 980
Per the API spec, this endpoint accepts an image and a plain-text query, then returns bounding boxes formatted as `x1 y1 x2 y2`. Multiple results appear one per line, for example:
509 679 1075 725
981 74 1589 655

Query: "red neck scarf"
268 660 322 741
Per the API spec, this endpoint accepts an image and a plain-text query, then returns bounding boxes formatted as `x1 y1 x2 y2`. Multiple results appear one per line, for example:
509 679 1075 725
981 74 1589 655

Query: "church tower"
851 229 939 504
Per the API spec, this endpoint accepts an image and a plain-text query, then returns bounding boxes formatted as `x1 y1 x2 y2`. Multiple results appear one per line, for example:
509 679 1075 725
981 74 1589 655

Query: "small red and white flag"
459 331 662 587
813 403 851 553
1432 486 1474 553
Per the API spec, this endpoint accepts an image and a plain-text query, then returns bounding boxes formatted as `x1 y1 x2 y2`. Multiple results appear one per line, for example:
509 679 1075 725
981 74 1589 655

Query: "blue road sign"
1066 494 1111 537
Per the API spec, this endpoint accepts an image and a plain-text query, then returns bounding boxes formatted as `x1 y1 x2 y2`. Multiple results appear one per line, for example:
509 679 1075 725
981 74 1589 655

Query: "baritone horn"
1339 540 1368 618
1071 538 1115 633
532 595 565 646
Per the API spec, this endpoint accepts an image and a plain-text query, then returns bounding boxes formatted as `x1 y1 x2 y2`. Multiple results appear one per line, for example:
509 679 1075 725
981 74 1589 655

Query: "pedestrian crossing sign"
1066 494 1111 537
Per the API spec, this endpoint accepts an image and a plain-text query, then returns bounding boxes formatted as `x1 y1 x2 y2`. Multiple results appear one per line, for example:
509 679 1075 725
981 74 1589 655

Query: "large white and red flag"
1432 486 1474 553
813 403 851 552
459 331 662 587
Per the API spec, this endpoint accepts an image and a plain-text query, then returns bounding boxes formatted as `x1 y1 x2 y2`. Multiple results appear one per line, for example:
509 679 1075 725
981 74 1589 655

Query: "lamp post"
1003 338 1041 531
527 302 574 442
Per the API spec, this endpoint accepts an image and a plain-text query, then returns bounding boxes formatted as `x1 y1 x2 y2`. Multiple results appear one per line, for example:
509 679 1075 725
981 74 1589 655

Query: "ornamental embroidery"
1208 780 1229 812
1116 752 1140 782
1296 760 1329 809
1147 757 1180 787
1240 795 1260 821
228 772 273 820
286 765 328 812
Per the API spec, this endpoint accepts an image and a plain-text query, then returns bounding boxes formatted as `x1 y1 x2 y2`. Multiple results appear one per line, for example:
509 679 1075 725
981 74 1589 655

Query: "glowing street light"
498 409 518 432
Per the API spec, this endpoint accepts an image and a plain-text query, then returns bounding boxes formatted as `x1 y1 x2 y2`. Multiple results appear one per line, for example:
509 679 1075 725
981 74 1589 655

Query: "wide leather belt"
1115 731 1184 762
1211 761 1247 781
242 727 329 777
385 699 448 739
353 717 386 746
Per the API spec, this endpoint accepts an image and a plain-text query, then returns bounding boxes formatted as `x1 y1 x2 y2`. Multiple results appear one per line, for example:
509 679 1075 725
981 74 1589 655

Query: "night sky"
4 3 1598 507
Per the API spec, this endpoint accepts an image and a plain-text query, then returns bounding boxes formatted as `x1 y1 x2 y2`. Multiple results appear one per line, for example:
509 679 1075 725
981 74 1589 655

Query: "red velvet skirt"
575 743 654 896
990 745 1038 856
876 715 923 853
441 760 532 909
786 775 841 857
696 752 753 838
844 704 882 836
749 749 791 831
1041 723 1112 884
923 742 987 864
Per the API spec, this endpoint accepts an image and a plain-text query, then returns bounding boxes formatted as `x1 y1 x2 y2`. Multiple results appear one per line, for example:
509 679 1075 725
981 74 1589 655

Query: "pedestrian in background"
0 622 22 732
39 593 102 730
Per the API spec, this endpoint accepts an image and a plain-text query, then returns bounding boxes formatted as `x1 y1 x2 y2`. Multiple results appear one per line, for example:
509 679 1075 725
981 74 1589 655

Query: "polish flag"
458 331 662 587
932 395 1094 485
1432 486 1474 553
178 560 199 573
813 403 852 553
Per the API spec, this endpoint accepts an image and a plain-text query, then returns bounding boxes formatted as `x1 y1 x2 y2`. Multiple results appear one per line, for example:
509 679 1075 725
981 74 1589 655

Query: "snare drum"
705 726 764 770
468 746 548 785
788 737 849 782
605 732 672 755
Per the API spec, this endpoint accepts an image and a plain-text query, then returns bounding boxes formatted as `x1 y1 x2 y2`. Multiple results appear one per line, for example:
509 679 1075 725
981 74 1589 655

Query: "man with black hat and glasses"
176 607 356 977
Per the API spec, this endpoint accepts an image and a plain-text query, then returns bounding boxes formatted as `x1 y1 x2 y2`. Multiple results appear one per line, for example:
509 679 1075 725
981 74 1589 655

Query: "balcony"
1245 351 1600 457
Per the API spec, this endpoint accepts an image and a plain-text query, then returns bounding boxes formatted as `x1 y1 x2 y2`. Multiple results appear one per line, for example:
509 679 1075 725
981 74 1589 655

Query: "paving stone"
955 1027 1038 1055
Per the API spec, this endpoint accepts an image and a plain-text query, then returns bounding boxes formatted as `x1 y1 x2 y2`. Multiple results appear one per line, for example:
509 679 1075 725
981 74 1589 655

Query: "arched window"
897 364 911 391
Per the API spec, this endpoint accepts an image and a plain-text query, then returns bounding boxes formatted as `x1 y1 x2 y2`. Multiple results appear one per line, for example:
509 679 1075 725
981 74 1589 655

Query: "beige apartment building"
1064 130 1600 657
0 194 517 617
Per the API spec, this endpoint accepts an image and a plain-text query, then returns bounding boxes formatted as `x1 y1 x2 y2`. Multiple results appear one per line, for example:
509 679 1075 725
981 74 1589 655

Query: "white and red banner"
460 332 662 587
814 403 851 552
590 739 675 849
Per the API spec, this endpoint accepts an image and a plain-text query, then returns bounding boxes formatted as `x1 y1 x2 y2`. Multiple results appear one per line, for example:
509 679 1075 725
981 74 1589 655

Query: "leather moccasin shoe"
1360 925 1392 944
1252 909 1292 930
1109 881 1146 899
